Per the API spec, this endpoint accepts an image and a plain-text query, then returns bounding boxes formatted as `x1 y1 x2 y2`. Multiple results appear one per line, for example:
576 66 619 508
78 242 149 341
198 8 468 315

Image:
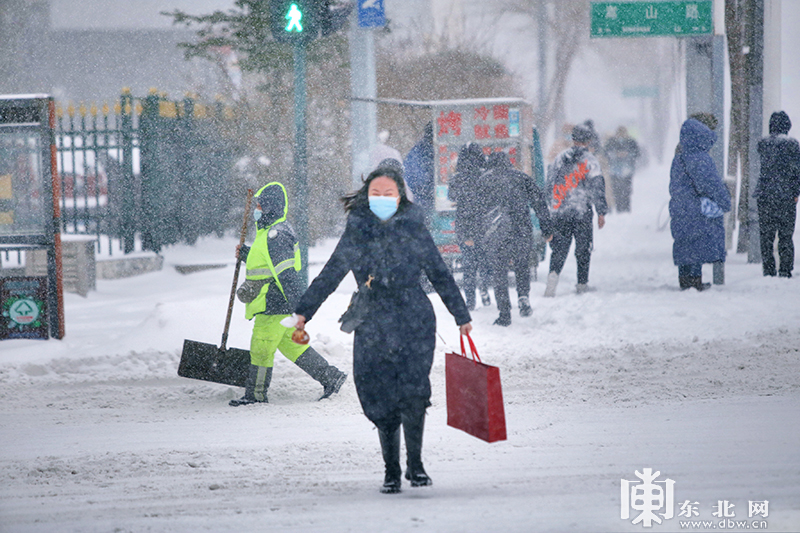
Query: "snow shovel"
178 189 254 388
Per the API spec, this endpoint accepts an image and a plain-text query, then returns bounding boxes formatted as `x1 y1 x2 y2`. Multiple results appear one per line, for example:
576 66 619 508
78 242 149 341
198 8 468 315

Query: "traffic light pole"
293 39 309 287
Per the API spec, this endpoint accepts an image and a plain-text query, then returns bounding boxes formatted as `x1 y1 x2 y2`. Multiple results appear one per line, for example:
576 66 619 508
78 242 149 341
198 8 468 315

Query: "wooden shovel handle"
221 189 254 351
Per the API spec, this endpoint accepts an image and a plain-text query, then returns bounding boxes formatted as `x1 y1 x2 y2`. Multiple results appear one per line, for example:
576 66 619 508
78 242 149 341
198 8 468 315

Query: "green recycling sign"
1 277 48 340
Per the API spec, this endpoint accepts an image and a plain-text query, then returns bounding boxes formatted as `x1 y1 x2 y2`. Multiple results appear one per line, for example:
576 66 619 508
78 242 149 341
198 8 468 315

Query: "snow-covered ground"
1 164 799 533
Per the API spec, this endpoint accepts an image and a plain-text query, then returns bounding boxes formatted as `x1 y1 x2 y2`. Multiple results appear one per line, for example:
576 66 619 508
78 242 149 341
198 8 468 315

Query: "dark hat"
487 151 511 169
572 124 593 143
769 111 791 135
376 158 404 178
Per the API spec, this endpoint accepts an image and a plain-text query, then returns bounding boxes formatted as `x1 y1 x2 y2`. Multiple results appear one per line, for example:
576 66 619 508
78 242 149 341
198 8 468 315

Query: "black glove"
237 244 250 263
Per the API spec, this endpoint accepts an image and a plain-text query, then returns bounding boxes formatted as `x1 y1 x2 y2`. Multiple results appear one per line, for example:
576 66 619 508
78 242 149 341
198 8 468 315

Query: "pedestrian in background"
292 167 472 494
669 118 731 291
756 111 800 278
481 151 552 325
544 124 607 297
604 126 641 213
404 122 435 217
448 142 491 309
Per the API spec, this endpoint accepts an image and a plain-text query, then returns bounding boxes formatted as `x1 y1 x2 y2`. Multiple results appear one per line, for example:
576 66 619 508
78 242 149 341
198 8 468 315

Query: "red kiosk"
0 95 65 340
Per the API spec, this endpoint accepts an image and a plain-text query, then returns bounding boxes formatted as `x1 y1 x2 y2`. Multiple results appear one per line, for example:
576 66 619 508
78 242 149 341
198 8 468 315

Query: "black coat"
449 165 488 242
480 156 553 257
295 203 470 424
756 134 800 206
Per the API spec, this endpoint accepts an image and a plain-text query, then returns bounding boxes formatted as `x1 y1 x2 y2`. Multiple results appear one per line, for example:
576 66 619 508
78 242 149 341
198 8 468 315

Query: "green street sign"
591 1 713 38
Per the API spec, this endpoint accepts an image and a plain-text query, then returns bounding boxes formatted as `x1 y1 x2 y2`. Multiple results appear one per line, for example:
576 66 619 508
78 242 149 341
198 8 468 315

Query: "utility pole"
349 3 380 189
745 0 764 263
536 0 547 128
293 39 309 287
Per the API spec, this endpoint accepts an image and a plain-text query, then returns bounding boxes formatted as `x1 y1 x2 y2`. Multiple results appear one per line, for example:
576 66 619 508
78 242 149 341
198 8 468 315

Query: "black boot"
690 276 711 291
378 425 402 494
518 296 532 317
465 293 476 311
679 276 692 290
294 348 347 400
493 311 511 327
402 400 432 487
229 365 271 406
480 286 491 307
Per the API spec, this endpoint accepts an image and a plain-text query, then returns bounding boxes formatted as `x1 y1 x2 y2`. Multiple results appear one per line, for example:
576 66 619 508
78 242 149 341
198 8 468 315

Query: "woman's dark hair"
341 167 412 212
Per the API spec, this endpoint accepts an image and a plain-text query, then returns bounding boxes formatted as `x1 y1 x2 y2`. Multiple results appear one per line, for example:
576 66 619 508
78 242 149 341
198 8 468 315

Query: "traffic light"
269 0 319 43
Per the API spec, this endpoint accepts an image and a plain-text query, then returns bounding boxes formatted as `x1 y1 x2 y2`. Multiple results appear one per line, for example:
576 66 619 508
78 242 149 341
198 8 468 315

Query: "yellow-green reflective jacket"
244 224 301 319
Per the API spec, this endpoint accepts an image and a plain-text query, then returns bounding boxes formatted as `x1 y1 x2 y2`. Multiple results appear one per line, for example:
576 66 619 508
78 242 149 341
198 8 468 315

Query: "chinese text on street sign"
591 1 713 38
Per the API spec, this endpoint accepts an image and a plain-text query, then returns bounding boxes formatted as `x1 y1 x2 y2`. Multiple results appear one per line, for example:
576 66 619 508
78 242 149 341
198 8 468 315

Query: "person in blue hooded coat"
403 123 435 215
292 167 472 494
669 118 731 290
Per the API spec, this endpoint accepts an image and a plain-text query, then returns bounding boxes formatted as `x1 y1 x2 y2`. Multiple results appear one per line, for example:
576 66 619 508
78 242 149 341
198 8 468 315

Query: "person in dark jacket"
481 151 553 325
230 182 347 406
544 124 608 297
604 126 641 212
292 167 472 494
669 118 731 290
756 111 800 278
448 142 491 309
404 123 435 216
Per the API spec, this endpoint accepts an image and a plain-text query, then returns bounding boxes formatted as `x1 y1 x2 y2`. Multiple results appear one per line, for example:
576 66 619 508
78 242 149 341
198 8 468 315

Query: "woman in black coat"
293 167 472 494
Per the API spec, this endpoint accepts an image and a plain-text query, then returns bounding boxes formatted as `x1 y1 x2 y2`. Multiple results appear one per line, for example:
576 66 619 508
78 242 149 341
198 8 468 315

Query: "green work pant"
250 314 309 367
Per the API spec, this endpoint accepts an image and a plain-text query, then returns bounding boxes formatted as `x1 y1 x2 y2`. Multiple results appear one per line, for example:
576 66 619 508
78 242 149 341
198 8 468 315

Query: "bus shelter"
0 95 65 339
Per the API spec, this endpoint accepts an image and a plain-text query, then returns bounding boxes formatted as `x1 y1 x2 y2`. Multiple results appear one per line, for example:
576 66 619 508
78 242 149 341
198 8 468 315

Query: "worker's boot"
229 365 271 406
294 348 347 400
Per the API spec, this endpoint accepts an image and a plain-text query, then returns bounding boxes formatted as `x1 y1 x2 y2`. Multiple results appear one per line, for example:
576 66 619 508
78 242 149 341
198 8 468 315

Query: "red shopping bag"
445 334 507 443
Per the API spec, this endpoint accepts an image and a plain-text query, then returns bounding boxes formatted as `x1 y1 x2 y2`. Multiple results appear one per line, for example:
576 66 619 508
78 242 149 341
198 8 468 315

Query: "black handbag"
339 286 371 333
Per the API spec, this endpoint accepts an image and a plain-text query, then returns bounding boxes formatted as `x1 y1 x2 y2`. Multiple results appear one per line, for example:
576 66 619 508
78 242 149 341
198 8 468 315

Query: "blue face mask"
253 208 262 221
368 196 399 221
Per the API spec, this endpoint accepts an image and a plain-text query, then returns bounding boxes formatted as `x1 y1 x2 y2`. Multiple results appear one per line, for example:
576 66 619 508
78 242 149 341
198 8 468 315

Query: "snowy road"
1 345 798 532
1 164 800 532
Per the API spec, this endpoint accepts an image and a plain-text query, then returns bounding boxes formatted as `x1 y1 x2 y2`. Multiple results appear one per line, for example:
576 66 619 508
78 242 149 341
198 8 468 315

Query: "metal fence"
55 89 239 255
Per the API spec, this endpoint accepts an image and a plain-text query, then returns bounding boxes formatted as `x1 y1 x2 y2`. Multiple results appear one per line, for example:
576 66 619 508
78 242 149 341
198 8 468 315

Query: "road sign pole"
293 39 309 287
350 6 378 188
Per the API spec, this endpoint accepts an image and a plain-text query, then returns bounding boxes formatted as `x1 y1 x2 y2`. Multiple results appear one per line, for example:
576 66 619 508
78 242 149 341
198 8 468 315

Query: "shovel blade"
178 339 251 388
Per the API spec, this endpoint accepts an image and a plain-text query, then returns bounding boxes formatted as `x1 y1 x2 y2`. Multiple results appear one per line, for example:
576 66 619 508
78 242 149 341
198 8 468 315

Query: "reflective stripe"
254 366 269 401
274 258 296 274
246 268 274 278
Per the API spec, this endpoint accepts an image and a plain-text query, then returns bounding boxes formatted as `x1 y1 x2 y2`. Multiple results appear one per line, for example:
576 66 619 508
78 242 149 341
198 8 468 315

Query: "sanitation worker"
229 182 347 406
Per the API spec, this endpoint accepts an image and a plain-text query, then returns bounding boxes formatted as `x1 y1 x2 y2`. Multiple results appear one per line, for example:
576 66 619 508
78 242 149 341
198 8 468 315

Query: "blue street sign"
358 0 385 28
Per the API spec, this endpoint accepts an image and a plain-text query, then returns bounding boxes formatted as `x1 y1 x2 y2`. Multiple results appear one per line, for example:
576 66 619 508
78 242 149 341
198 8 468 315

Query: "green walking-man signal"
285 3 303 33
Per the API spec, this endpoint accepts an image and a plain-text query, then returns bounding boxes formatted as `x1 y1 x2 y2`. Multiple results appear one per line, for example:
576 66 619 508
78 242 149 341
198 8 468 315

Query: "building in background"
1 0 232 102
